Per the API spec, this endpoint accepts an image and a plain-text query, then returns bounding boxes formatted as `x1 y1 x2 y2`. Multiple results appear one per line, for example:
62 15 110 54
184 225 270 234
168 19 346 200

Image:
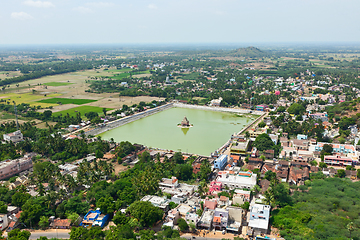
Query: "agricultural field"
52 105 113 117
0 93 62 108
43 82 74 86
37 98 97 105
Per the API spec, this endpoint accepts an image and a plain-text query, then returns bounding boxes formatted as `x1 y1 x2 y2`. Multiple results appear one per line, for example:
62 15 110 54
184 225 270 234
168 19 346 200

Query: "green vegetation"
272 178 360 239
43 82 74 86
53 106 112 117
37 98 97 105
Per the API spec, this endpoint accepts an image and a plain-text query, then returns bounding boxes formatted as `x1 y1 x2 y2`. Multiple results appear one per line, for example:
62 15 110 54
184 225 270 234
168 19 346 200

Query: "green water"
100 107 254 156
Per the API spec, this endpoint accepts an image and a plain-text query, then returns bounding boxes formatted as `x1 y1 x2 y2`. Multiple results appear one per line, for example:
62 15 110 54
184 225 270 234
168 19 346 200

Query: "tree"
174 164 193 181
102 108 107 116
178 218 189 232
322 144 333 154
336 169 346 178
112 213 130 226
39 216 49 230
197 159 211 181
126 201 163 228
245 131 250 139
11 192 31 207
252 133 274 151
287 103 305 115
0 201 7 214
96 196 115 214
240 201 250 210
319 162 327 169
7 229 31 240
20 198 43 227
84 111 98 120
43 110 52 120
67 212 80 224
258 121 266 128
309 160 318 166
173 152 184 164
264 170 277 182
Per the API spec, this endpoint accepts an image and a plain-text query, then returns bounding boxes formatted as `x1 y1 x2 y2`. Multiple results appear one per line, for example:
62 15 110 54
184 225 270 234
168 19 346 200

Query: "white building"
216 171 257 190
3 130 23 143
0 213 8 230
248 204 271 234
140 195 170 212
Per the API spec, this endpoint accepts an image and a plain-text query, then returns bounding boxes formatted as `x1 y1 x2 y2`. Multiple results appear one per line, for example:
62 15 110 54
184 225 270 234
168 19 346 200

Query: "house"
185 212 200 225
214 155 228 170
259 179 270 194
315 142 356 154
324 155 354 166
140 195 170 212
216 170 257 190
264 150 274 159
171 194 187 204
218 196 229 206
230 139 250 156
268 134 278 145
212 208 229 230
159 177 197 196
80 209 109 228
193 163 201 174
3 130 23 143
176 204 192 217
166 209 180 225
256 105 267 111
248 204 271 234
288 166 309 185
0 155 33 180
51 219 72 229
226 206 243 233
0 213 8 230
297 134 308 140
291 139 309 151
235 189 251 202
204 198 218 210
197 209 214 230
309 112 328 122
209 181 222 195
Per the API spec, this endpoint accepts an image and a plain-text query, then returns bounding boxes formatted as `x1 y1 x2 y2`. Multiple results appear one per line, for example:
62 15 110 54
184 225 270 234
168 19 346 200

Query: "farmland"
44 82 74 86
52 105 113 117
37 98 97 105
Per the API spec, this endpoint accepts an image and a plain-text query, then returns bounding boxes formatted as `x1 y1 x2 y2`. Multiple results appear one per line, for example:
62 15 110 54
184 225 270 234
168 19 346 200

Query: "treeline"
0 59 95 86
272 178 360 239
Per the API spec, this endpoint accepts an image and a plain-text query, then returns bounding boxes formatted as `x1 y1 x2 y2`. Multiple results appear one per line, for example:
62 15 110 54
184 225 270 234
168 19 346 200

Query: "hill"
228 46 268 57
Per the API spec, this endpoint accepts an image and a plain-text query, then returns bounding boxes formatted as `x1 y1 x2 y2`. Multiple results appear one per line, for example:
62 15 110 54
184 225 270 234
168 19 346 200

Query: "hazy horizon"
1 0 360 45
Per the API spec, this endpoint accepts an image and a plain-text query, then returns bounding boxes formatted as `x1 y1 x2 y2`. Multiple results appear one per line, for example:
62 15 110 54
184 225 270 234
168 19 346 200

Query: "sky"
1 0 360 45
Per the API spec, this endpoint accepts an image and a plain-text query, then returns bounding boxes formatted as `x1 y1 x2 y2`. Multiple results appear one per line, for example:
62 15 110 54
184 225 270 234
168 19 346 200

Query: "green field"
44 82 74 86
108 70 151 80
37 98 97 105
53 106 113 117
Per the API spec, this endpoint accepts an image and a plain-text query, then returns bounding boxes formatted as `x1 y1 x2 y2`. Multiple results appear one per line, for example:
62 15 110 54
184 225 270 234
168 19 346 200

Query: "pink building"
324 155 354 166
209 181 222 195
275 90 280 95
204 198 218 210
0 156 33 180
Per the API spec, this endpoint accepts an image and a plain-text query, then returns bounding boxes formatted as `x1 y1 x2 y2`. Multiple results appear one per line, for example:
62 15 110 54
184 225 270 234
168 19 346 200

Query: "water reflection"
181 127 189 135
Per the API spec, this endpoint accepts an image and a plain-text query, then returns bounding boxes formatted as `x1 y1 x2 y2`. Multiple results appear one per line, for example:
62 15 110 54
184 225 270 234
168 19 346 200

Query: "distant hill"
228 46 267 57
174 46 268 58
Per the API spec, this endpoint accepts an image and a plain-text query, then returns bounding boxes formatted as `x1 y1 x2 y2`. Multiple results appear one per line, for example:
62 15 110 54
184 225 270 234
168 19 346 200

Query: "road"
29 230 70 239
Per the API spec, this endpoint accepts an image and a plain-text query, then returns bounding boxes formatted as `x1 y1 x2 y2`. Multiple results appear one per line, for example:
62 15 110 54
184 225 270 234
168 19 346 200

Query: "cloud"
148 4 158 9
86 2 114 7
72 6 93 14
11 12 33 20
23 0 55 8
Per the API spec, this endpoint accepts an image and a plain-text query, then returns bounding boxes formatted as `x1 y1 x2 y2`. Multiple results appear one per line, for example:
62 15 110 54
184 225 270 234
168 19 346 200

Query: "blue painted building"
80 209 110 228
214 155 228 170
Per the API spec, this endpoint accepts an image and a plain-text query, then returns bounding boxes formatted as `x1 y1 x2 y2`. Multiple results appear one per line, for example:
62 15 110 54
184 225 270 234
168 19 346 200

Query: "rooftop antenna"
13 101 19 130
